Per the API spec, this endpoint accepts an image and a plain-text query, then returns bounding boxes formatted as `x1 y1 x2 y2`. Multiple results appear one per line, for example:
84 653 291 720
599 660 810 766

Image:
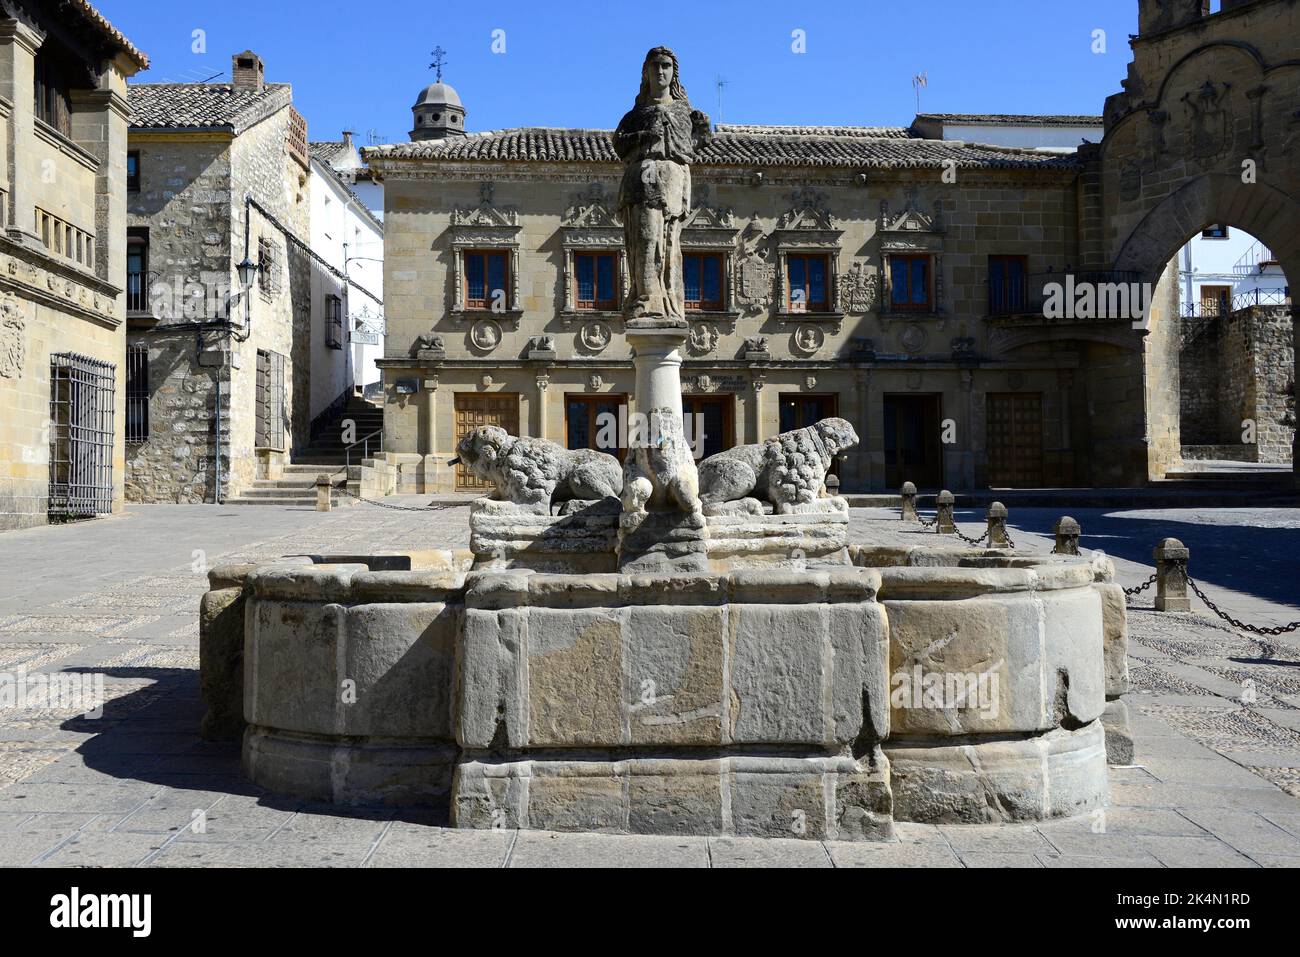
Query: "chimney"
342 130 354 150
231 51 265 92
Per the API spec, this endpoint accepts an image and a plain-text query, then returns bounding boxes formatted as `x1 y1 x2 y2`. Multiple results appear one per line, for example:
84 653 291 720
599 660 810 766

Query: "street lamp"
236 255 260 290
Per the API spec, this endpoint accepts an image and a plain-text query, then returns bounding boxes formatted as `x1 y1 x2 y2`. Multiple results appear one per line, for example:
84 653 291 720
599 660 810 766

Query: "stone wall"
126 100 313 501
1176 305 1295 463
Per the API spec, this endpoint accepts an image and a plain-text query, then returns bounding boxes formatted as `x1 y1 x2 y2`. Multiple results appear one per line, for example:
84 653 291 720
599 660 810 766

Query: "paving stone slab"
705 837 832 868
1175 808 1300 858
1133 835 1259 867
825 842 963 868
36 831 172 867
508 831 709 868
147 841 375 868
366 827 513 868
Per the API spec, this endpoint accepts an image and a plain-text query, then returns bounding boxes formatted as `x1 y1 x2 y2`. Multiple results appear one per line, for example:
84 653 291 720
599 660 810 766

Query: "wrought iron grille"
48 352 115 519
255 349 286 450
126 343 149 442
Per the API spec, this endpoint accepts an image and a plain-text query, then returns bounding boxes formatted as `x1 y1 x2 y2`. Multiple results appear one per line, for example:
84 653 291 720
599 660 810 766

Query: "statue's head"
637 46 687 105
814 417 860 456
455 425 511 476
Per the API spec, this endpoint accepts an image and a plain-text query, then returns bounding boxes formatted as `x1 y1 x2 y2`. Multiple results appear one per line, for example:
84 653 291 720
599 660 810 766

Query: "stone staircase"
225 394 384 506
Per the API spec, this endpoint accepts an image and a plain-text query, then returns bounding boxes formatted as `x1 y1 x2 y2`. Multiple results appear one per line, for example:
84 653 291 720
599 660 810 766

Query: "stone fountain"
198 48 1128 840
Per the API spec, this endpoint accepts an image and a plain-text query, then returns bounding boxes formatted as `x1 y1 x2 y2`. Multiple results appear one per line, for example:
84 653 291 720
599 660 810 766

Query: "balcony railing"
987 270 1146 318
1232 240 1277 277
1181 288 1291 317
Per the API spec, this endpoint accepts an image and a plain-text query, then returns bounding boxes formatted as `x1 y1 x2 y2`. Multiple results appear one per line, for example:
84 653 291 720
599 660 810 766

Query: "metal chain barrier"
1186 575 1300 636
917 514 937 529
1123 574 1157 598
954 527 988 546
332 483 471 513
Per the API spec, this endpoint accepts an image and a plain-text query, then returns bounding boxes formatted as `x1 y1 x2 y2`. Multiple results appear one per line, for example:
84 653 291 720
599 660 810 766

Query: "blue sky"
97 0 1144 145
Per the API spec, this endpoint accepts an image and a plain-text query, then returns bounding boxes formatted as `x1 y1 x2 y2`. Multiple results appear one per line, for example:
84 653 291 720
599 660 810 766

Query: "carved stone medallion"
470 319 502 352
792 324 824 356
580 320 612 353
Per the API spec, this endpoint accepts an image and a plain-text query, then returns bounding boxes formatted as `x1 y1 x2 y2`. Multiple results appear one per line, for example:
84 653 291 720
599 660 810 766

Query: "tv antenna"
715 75 729 125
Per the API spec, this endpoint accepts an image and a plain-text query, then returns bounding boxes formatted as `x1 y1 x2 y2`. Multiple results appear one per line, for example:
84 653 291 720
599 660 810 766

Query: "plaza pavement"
1 498 1299 867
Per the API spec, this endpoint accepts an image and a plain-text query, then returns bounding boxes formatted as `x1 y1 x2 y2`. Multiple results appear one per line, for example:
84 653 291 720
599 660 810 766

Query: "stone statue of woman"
614 47 712 323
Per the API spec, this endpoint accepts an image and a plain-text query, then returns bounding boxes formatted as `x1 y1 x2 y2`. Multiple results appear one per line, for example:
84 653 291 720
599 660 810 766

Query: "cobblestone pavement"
1 499 1298 867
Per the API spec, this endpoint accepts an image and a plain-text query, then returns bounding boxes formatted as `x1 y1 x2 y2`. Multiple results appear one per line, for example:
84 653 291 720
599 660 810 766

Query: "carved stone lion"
697 417 858 515
621 407 702 517
453 426 622 514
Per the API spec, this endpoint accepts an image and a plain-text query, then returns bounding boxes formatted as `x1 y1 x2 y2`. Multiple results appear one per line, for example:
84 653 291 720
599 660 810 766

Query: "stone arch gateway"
1092 0 1300 485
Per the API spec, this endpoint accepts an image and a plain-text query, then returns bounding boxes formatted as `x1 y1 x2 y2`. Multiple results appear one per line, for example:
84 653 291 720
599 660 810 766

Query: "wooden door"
986 393 1044 487
454 392 520 491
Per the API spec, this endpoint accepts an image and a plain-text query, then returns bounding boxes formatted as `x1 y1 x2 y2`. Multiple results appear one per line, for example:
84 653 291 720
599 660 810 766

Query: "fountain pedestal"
617 320 709 573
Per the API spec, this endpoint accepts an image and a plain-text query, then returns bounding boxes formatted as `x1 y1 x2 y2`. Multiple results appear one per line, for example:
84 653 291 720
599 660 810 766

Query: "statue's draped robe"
614 100 706 320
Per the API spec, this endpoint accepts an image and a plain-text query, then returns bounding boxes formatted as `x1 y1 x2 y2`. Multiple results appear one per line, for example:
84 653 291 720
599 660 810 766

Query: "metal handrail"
344 428 383 473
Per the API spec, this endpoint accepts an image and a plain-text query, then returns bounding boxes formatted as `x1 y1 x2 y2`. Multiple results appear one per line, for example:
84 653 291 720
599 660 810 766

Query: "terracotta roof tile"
128 83 292 133
364 126 1077 170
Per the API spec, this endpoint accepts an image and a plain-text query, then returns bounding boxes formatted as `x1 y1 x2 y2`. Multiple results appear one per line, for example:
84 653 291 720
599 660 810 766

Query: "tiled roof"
364 126 1078 170
68 0 149 69
915 113 1103 126
309 140 351 165
714 124 913 138
128 83 292 133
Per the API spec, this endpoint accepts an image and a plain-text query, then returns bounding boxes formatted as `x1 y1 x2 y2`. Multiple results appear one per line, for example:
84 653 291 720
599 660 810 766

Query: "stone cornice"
0 237 122 329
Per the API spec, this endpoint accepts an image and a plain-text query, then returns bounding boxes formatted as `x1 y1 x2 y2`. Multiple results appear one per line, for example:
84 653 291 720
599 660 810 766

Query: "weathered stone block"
199 583 246 741
524 608 625 747
886 721 1108 824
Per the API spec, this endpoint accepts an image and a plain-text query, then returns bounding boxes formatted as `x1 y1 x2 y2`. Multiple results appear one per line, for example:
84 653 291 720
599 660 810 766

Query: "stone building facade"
368 96 1110 494
366 0 1300 493
124 52 313 503
0 1 145 529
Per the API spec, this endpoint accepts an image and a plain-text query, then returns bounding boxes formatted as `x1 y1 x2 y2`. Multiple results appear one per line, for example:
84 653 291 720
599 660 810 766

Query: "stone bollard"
1154 537 1191 612
900 481 918 522
1053 515 1081 555
936 490 956 534
986 501 1009 547
825 473 841 497
315 474 332 512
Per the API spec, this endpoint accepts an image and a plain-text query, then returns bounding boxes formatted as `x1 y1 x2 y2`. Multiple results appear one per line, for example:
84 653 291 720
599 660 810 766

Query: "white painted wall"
940 123 1101 152
1177 227 1290 314
308 159 385 422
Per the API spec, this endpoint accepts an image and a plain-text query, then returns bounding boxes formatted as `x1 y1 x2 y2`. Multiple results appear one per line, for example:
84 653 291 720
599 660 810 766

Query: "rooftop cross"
429 46 448 83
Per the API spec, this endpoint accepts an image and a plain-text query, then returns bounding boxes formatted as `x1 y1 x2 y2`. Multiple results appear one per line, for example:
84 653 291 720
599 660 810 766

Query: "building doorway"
883 393 941 489
454 392 519 491
780 393 839 475
683 394 734 461
986 392 1045 487
565 394 628 462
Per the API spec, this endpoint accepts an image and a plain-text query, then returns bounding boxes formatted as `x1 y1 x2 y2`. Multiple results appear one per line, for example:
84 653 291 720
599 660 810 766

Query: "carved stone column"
421 375 439 492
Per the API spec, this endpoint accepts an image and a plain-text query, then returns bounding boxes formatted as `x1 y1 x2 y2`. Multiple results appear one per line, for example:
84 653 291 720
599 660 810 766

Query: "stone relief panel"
0 292 26 379
688 322 718 355
733 216 774 317
838 261 878 313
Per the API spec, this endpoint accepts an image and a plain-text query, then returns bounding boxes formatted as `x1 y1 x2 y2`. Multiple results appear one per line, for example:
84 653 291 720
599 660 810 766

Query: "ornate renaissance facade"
365 0 1300 494
0 1 145 529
